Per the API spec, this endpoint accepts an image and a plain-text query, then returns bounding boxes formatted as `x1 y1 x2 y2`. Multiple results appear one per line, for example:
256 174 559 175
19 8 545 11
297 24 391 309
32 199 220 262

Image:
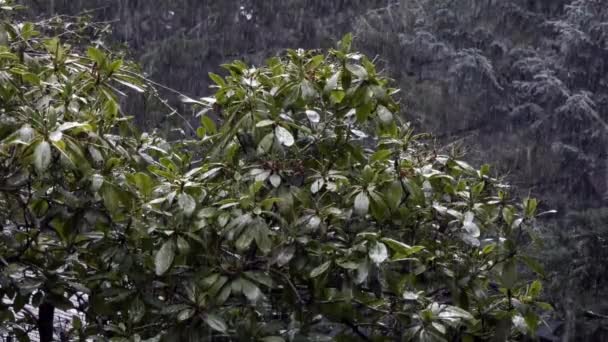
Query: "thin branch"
270 268 304 306
343 320 372 342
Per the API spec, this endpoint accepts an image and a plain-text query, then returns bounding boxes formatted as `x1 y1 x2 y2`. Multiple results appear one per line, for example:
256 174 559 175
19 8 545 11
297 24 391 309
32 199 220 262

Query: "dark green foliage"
0 6 549 340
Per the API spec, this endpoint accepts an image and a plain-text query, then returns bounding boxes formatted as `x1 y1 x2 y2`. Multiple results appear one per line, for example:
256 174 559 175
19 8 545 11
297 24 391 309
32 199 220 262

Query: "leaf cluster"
0 10 549 340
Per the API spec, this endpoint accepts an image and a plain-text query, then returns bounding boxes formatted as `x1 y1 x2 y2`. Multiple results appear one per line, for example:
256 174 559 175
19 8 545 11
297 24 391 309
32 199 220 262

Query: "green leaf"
201 115 217 134
305 109 320 123
369 241 388 264
524 197 538 217
109 59 123 73
310 260 331 278
500 259 517 288
254 225 272 254
275 126 294 147
381 238 423 256
236 227 255 251
244 271 274 288
34 140 52 172
257 132 275 154
49 130 62 142
346 63 368 80
114 77 145 93
463 211 480 238
177 308 195 322
370 149 392 163
129 297 146 323
241 278 262 302
260 337 286 342
524 312 540 333
311 178 324 194
44 37 64 60
386 181 403 210
502 206 515 226
300 79 316 100
130 172 155 197
101 182 119 213
377 105 393 124
438 305 474 322
356 101 374 122
404 179 425 206
330 90 346 104
512 315 526 334
482 244 496 255
339 33 353 52
178 192 196 216
155 239 176 276
256 119 275 128
204 313 227 333
519 255 546 277
177 235 191 254
196 127 206 138
269 173 281 188
454 160 476 174
274 245 295 267
354 191 369 216
216 283 232 305
87 47 106 66
324 72 340 93
208 72 225 87
529 280 542 298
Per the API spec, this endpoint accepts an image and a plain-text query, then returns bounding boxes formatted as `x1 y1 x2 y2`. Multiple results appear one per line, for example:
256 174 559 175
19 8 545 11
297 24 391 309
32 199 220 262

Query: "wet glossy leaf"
274 245 295 267
34 140 52 172
204 314 227 333
260 337 285 342
310 261 331 278
369 241 388 264
269 173 281 187
311 178 324 194
155 239 176 276
275 125 294 147
241 278 262 302
463 211 480 237
354 192 369 216
177 308 195 322
305 109 320 123
178 192 196 216
377 105 393 124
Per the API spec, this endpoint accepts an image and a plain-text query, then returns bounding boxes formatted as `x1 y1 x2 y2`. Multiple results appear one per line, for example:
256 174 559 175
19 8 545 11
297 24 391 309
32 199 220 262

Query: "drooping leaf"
274 245 295 267
275 125 294 147
155 239 176 276
34 140 52 172
369 241 388 264
381 238 424 256
254 224 272 254
463 211 480 237
305 109 320 123
241 278 263 302
178 192 196 216
177 308 195 322
310 261 331 278
269 173 281 188
438 305 474 322
311 178 324 194
377 105 393 124
260 337 286 342
354 191 370 216
236 227 255 251
204 313 227 333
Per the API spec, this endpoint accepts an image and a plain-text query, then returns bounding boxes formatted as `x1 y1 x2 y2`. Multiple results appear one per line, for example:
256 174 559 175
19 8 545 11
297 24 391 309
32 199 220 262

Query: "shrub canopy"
0 6 548 342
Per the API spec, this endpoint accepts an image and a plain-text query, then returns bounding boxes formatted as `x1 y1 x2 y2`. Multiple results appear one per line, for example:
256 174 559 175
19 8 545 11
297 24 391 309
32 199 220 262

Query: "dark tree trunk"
38 302 55 342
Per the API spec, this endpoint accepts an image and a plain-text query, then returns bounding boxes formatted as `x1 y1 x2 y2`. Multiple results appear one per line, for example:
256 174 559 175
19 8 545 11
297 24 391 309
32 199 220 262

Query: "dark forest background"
22 0 608 340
